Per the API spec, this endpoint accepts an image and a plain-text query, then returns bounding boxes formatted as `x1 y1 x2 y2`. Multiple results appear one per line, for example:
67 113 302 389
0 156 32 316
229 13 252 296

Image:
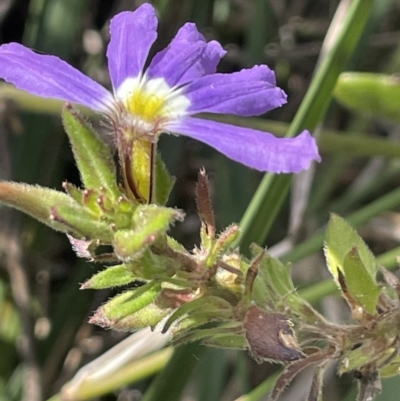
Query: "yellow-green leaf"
342 247 381 315
324 214 377 282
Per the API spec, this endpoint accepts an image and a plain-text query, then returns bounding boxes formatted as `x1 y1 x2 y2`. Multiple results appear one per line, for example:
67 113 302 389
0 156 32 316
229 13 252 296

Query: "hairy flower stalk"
0 4 319 202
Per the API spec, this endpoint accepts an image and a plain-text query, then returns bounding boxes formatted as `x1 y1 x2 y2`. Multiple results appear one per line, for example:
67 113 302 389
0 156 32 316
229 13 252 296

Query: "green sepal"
257 252 294 299
171 315 215 341
173 322 244 347
52 202 113 242
133 250 173 279
62 182 83 204
342 247 381 315
324 214 377 283
110 196 136 231
113 205 184 261
84 249 173 289
62 104 120 198
251 249 293 305
166 235 189 253
131 249 173 279
81 264 137 289
90 281 161 328
334 73 400 124
63 183 135 231
162 296 233 333
173 308 233 335
207 224 240 268
249 248 320 324
186 330 245 349
153 153 176 206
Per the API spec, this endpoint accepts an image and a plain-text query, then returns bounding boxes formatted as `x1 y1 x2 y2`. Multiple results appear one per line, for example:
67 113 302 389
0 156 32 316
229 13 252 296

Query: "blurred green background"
2 0 400 400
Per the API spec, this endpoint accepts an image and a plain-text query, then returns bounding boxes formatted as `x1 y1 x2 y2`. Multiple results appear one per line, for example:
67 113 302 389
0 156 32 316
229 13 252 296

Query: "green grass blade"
141 343 206 401
237 0 375 252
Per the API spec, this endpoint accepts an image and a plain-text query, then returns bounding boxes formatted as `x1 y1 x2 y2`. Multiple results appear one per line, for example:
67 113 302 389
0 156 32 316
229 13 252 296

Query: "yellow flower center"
126 88 167 123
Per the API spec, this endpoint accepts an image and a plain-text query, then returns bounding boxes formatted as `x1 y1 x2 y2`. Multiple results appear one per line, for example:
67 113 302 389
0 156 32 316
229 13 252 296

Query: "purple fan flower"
0 3 320 172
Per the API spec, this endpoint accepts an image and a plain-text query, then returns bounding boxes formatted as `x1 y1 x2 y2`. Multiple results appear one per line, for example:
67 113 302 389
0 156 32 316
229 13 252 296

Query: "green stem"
319 131 400 159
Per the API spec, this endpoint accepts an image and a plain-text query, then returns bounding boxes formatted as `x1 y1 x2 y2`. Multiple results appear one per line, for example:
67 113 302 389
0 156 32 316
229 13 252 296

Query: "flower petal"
168 117 320 172
148 23 226 87
0 43 112 110
185 65 287 116
108 5 158 90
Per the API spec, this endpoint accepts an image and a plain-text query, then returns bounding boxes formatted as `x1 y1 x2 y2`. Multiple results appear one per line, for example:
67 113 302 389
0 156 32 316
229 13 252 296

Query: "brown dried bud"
244 305 304 363
195 169 215 238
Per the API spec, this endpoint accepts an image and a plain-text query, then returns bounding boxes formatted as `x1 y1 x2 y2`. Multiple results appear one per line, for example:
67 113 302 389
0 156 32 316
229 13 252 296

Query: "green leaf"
0 181 111 240
342 247 381 314
0 181 75 227
153 154 176 206
62 104 120 198
334 73 400 123
113 205 184 261
324 214 377 282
